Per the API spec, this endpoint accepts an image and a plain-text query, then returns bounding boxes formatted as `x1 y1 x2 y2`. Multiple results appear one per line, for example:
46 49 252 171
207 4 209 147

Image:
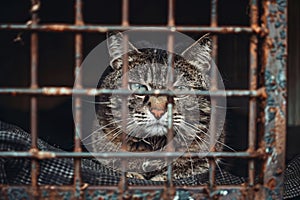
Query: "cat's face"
95 32 217 153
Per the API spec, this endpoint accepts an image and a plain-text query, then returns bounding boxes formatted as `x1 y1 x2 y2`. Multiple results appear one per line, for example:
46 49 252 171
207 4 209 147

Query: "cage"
0 0 296 199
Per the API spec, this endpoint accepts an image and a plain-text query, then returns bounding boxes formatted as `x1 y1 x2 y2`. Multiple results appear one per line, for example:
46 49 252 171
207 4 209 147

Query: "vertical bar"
210 0 218 28
30 0 40 198
209 0 218 190
165 35 175 199
119 0 130 196
74 0 83 198
119 33 129 194
168 0 175 27
248 0 258 188
122 0 129 26
261 0 287 199
164 0 175 198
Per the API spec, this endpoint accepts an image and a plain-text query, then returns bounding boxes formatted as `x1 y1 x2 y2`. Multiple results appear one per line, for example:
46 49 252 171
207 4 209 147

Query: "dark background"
0 0 299 177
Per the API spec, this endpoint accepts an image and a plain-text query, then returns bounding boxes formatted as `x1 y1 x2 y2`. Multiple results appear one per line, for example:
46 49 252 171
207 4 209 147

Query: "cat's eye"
129 83 148 92
173 85 191 99
174 85 190 91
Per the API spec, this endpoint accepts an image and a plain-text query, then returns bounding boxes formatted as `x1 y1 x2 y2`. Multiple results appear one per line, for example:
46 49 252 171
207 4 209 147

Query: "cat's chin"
126 134 167 152
144 123 168 137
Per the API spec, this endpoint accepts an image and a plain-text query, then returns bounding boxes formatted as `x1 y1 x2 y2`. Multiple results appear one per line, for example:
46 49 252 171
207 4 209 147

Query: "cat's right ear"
106 31 140 70
181 33 212 73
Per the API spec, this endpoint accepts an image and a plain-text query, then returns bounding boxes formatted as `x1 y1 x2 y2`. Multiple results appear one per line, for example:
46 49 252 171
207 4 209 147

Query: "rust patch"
267 178 276 190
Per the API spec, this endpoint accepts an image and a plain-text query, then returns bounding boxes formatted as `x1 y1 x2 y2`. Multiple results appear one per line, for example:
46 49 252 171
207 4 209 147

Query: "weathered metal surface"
0 185 254 200
119 0 130 195
122 0 129 27
0 151 263 159
30 0 40 199
0 24 266 34
0 0 288 199
261 0 287 199
164 1 176 198
73 0 84 199
0 87 266 97
248 0 259 191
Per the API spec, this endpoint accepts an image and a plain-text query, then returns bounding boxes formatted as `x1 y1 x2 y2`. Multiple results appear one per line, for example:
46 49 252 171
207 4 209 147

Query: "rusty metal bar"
0 184 251 191
164 1 176 198
0 184 247 190
248 0 259 189
29 0 40 199
0 0 288 199
0 24 265 34
122 0 129 26
261 0 287 199
165 102 175 198
209 0 218 190
74 0 83 198
0 184 255 198
210 0 218 27
119 0 130 194
0 87 267 97
168 0 175 27
0 151 264 159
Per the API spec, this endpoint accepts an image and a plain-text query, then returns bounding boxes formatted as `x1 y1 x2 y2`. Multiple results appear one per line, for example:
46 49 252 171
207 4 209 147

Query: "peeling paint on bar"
261 0 287 199
248 0 259 192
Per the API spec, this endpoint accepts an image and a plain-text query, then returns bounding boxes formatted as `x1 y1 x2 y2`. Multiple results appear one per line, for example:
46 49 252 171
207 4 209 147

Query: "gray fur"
93 32 224 180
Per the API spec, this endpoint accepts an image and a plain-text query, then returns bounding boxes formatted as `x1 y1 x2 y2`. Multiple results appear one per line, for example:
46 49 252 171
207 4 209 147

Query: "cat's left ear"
107 31 140 70
181 33 212 73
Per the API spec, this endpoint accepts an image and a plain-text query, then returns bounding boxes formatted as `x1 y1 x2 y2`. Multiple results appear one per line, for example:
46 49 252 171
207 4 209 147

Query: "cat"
92 32 225 181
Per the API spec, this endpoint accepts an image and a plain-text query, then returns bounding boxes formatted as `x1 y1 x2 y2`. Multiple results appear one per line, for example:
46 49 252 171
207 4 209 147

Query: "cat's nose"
149 96 167 119
150 108 165 119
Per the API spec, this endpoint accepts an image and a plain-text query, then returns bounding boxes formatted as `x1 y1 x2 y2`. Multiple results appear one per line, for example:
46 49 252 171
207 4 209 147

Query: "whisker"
174 126 194 166
177 123 210 151
84 125 122 146
127 123 145 138
81 119 123 143
101 129 124 150
214 158 225 182
180 120 236 152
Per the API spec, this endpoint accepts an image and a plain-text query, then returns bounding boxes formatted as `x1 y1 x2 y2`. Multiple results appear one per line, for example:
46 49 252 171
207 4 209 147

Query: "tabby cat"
92 32 225 181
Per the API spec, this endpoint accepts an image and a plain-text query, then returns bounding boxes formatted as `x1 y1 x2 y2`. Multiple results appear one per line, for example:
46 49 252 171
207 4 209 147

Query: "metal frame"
0 0 287 199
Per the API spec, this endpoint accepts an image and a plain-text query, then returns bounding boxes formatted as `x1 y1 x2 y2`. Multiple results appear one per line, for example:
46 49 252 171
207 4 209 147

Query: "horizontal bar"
0 184 250 191
0 87 266 97
0 24 266 34
0 184 253 198
79 184 248 191
0 151 263 159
